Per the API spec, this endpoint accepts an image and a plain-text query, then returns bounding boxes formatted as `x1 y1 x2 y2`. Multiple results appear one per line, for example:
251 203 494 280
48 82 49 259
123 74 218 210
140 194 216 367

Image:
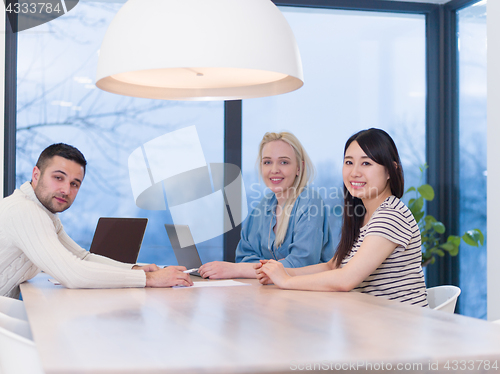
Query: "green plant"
406 165 484 267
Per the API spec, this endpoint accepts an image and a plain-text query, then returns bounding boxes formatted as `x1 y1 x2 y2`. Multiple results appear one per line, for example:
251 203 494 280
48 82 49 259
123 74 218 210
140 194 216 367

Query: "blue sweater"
235 187 335 268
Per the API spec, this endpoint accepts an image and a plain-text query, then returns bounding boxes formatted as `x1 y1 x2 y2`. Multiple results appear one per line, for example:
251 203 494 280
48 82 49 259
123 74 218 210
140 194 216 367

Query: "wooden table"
21 273 500 374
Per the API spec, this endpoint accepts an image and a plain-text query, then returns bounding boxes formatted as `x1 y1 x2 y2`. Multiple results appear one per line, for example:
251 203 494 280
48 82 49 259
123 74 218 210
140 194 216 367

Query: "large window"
17 2 224 265
242 8 426 242
457 0 487 319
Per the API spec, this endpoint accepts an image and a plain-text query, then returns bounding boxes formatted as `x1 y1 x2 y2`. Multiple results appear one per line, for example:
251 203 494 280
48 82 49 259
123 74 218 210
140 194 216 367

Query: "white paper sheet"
173 280 251 289
49 278 251 289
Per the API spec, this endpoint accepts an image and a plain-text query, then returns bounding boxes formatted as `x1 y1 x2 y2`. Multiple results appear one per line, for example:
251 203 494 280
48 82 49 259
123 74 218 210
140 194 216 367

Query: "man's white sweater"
0 182 146 298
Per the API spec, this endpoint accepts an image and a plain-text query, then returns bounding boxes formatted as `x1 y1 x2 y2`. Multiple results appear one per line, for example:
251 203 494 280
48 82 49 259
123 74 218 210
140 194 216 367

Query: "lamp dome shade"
95 0 304 101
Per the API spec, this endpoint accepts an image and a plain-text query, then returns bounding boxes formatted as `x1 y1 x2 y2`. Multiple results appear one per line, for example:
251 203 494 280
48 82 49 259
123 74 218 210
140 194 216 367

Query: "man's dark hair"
36 143 87 176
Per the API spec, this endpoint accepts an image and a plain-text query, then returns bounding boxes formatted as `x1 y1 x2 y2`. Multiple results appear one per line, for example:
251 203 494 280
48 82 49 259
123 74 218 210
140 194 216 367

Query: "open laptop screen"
164 224 203 271
89 217 148 264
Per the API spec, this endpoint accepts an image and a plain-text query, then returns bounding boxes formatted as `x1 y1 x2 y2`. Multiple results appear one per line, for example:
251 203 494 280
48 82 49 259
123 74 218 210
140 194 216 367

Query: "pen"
183 268 199 274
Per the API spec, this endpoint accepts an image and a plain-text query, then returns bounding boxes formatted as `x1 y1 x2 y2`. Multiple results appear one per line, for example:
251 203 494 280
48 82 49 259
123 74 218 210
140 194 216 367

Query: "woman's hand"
254 260 272 285
260 260 291 288
199 261 236 279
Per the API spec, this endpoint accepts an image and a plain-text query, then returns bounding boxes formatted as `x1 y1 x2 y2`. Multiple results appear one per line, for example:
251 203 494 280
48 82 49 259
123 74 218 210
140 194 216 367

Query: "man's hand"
198 261 235 279
133 264 161 272
145 266 193 287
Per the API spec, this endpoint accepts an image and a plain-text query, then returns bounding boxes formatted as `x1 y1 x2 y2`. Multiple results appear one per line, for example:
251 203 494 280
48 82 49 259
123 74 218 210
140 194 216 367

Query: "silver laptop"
89 217 148 264
164 224 203 277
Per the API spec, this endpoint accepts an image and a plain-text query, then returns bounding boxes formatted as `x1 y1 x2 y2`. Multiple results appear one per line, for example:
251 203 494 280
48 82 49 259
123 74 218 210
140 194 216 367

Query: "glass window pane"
242 8 426 243
17 2 224 265
457 1 487 319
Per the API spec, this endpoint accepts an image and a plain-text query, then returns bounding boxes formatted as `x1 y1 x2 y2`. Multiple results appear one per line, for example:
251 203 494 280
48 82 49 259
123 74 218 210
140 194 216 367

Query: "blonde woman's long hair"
257 132 315 247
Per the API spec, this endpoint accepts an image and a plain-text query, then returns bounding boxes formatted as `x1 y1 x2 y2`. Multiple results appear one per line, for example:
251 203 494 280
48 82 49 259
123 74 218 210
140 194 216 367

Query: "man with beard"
0 143 192 298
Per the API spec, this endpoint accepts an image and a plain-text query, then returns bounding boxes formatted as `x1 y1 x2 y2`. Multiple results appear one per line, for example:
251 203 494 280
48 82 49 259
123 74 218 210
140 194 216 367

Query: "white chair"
0 295 29 321
0 326 44 374
0 312 33 340
493 319 500 325
426 285 461 313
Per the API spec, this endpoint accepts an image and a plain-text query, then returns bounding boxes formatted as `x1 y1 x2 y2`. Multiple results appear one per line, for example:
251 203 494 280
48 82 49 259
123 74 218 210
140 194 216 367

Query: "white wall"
487 0 500 321
1 7 5 198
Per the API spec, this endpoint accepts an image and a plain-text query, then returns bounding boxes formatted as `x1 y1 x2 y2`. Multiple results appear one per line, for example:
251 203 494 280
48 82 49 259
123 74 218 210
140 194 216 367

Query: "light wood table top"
21 272 500 374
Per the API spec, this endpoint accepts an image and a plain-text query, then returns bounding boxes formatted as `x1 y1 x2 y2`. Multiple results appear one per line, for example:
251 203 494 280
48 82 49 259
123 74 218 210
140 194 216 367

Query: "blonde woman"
198 132 334 279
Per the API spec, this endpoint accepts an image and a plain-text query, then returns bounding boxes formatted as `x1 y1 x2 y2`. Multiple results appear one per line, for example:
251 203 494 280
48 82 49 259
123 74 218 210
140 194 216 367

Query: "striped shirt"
341 196 428 307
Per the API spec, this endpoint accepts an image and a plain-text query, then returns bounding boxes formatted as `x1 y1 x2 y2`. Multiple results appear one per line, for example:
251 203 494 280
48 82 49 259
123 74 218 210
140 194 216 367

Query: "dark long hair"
332 128 404 268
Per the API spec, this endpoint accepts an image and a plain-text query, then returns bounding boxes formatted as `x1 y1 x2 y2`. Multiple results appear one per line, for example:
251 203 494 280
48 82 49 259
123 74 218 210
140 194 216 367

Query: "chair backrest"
0 326 44 374
0 296 28 321
0 312 33 340
426 285 461 313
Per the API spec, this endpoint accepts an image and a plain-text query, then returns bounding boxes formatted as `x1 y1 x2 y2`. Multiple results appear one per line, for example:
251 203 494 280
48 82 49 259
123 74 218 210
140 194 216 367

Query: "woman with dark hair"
256 128 428 307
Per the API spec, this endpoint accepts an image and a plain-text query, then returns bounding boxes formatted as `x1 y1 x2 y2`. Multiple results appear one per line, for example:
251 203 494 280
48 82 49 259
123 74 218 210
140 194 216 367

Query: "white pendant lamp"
95 0 304 101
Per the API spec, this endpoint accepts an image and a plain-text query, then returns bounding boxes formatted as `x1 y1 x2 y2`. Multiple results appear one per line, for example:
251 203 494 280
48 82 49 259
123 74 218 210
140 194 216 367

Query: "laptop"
89 217 148 264
164 224 203 276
